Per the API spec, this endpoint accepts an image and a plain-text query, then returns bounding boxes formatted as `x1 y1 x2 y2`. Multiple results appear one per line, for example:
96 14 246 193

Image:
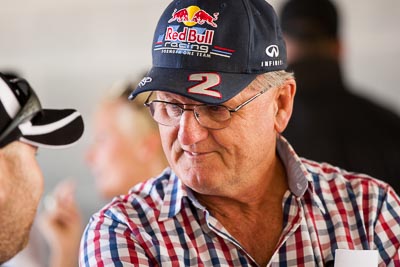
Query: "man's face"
0 141 43 263
157 83 281 198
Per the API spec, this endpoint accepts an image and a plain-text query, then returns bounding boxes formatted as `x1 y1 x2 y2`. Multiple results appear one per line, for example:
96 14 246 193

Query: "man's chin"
0 229 30 264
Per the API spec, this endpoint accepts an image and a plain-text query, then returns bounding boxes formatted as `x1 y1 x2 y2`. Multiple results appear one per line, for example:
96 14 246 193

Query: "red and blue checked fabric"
79 137 400 267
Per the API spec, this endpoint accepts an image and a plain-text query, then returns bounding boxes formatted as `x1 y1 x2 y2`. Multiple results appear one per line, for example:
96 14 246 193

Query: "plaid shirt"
80 137 400 266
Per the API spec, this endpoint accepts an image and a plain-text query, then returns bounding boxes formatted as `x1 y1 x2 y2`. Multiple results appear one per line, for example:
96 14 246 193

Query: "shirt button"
296 183 303 190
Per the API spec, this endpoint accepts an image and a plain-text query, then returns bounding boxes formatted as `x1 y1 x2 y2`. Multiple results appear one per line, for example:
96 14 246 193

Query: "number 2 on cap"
187 73 222 98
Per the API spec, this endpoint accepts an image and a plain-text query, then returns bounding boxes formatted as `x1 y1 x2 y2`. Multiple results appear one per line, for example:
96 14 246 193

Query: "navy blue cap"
129 0 287 105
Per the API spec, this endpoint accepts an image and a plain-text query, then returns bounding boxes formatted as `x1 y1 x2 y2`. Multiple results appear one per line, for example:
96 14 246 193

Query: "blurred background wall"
1 0 399 221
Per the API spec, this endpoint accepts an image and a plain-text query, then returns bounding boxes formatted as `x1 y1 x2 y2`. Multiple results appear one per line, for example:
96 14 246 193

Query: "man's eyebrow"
157 92 181 102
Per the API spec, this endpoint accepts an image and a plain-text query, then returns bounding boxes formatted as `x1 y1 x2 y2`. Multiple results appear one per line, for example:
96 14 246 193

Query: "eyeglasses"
144 88 268 130
0 78 42 146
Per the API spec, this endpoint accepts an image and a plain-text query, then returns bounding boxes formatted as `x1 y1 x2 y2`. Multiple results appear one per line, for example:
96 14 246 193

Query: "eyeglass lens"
148 102 231 129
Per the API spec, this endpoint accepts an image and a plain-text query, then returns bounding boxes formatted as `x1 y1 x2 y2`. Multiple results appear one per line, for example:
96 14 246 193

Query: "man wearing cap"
80 0 400 266
0 73 84 263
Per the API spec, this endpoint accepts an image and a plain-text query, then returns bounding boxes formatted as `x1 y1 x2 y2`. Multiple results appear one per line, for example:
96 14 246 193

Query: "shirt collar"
277 135 326 214
276 135 312 196
158 171 208 221
158 170 187 221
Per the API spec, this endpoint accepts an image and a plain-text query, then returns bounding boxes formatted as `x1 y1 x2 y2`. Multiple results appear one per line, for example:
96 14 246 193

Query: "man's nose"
177 110 209 146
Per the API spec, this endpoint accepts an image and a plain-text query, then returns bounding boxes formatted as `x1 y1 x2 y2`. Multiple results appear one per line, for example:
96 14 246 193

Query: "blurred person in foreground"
37 81 167 267
80 0 400 266
280 0 400 192
0 72 84 264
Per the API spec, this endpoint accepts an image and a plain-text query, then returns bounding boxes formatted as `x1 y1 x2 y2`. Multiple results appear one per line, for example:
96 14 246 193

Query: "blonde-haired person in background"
6 79 167 267
85 82 167 199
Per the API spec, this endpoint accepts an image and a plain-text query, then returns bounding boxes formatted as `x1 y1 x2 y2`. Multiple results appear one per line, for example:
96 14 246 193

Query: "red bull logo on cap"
164 6 219 47
168 6 219 28
153 5 234 60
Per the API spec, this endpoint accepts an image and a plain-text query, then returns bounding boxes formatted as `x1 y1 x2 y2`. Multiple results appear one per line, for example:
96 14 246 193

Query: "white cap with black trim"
0 72 84 149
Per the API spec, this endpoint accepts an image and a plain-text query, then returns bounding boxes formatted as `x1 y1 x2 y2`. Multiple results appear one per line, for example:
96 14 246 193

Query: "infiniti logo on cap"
265 45 279 58
138 77 153 87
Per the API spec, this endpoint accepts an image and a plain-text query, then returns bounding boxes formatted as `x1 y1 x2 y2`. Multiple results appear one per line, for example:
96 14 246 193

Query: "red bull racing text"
165 27 214 45
154 6 234 59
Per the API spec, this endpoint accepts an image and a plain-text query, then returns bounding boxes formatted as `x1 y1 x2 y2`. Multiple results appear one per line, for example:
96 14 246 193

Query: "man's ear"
274 78 296 133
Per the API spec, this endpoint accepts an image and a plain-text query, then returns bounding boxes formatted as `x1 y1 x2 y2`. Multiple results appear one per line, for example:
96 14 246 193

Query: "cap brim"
129 67 257 105
18 109 84 149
